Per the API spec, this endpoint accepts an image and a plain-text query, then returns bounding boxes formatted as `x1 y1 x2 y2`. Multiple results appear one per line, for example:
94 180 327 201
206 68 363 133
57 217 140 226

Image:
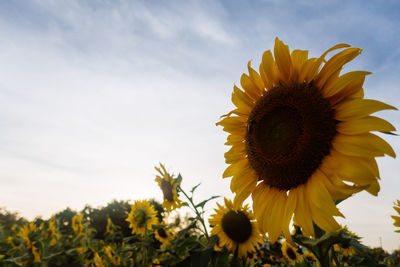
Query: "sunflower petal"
282 189 297 243
247 61 265 93
261 50 277 86
241 73 262 101
315 48 362 89
268 191 287 243
231 85 253 114
335 99 397 121
304 43 351 83
307 172 343 217
337 116 396 135
293 185 314 236
274 38 292 81
322 71 371 98
332 133 395 158
233 171 258 209
223 159 249 178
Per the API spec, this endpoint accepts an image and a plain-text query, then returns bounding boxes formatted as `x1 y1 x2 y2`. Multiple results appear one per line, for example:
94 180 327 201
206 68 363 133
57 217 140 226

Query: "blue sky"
0 0 399 251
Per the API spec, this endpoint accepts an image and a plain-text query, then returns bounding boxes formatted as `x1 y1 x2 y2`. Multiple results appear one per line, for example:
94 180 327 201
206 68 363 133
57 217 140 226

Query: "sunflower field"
1 39 400 266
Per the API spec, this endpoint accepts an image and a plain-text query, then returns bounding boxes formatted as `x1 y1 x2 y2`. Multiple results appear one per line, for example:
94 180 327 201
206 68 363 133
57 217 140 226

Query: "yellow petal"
324 149 380 179
268 191 287 243
315 48 362 89
293 185 314 236
282 189 297 243
332 133 395 158
247 61 265 93
311 206 341 233
304 43 351 83
337 116 396 135
260 50 277 86
241 73 262 101
233 171 258 209
334 98 397 121
225 134 245 145
365 179 380 196
322 71 371 98
252 183 272 233
307 172 343 217
290 49 308 83
223 158 249 178
321 171 367 200
231 85 254 114
263 188 282 239
274 38 292 81
394 206 400 214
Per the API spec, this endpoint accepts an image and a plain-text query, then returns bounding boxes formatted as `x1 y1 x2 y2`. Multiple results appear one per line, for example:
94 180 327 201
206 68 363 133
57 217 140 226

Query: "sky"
0 0 399 251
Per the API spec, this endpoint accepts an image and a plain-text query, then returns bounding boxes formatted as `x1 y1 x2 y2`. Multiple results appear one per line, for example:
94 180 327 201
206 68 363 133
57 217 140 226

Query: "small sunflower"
126 200 158 235
209 198 263 258
218 38 396 242
391 200 400 233
281 241 301 263
155 163 182 212
154 226 174 248
303 250 316 262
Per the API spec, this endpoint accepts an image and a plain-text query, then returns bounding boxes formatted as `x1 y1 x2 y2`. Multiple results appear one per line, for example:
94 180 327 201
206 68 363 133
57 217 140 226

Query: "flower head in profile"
209 198 263 257
72 214 84 236
155 163 182 212
392 200 400 233
217 38 396 242
126 200 158 235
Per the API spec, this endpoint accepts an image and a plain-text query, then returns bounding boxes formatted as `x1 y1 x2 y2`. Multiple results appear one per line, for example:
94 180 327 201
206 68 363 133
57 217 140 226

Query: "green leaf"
191 183 201 194
151 224 167 229
195 196 220 209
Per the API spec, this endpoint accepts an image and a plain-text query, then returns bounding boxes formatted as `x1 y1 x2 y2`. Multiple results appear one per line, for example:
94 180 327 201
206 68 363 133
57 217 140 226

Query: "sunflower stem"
177 185 210 241
312 223 332 267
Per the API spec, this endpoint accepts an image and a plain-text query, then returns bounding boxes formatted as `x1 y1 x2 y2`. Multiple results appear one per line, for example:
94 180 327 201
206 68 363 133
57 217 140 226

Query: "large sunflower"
217 38 396 243
126 200 158 235
391 200 400 233
208 198 263 257
155 163 182 212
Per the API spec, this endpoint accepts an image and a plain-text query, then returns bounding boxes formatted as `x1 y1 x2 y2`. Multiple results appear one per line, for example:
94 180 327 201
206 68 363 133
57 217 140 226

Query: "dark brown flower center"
157 228 168 239
221 210 252 243
286 247 297 260
246 83 336 190
161 179 174 201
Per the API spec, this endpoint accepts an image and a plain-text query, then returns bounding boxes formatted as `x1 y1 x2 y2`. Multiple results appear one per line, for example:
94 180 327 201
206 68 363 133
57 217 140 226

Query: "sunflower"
391 200 400 233
281 241 301 263
303 250 316 262
217 37 396 242
126 200 158 235
209 198 263 257
155 163 182 212
154 225 175 248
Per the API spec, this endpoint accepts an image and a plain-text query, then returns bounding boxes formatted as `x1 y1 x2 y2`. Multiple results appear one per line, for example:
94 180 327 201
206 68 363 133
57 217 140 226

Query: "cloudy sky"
0 0 399 251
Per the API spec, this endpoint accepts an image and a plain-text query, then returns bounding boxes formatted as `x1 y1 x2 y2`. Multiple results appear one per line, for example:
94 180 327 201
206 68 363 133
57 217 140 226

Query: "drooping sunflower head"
208 198 263 258
72 214 84 236
281 241 301 264
154 225 174 248
218 37 396 242
155 163 182 212
392 200 400 233
126 200 158 235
